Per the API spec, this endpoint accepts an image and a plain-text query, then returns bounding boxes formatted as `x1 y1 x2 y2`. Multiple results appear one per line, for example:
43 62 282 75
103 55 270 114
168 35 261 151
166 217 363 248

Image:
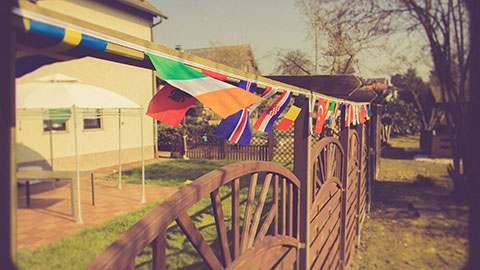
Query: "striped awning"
16 19 110 77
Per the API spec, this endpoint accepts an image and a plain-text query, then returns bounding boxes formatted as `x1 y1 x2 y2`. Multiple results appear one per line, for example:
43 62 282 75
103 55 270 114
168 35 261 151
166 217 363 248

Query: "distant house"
16 0 167 171
364 78 399 101
422 81 454 157
186 45 261 75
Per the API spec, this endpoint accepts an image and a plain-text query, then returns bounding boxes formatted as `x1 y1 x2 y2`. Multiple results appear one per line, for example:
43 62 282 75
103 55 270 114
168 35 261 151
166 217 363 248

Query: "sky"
150 0 431 80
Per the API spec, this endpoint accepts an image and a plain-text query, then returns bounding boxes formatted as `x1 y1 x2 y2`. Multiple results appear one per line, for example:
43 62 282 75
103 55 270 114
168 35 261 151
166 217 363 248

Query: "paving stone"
17 178 177 250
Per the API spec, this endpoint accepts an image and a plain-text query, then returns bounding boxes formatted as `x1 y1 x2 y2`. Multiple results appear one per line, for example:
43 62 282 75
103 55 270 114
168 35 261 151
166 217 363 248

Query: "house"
186 44 261 75
15 0 167 171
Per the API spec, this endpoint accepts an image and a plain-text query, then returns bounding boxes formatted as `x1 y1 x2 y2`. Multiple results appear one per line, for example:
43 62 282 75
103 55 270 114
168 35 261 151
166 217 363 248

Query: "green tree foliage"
157 122 218 151
391 69 440 132
382 98 420 136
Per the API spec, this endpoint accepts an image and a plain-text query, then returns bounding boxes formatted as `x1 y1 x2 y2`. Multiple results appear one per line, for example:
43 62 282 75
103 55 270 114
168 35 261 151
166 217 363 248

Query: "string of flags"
145 53 373 145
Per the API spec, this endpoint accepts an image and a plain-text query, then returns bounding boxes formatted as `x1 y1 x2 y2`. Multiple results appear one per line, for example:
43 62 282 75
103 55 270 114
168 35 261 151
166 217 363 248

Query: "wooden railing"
87 161 301 270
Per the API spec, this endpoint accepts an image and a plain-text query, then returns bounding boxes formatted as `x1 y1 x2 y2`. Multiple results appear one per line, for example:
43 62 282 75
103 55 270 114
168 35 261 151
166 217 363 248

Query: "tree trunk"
466 1 480 267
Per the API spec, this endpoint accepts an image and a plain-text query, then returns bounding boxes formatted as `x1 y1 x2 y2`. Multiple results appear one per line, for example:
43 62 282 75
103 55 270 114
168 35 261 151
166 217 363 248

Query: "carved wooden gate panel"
309 137 344 269
345 129 360 265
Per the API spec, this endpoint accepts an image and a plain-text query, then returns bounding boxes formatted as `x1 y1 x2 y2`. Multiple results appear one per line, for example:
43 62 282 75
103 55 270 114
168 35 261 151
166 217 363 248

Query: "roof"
112 0 168 19
266 75 378 103
186 45 261 75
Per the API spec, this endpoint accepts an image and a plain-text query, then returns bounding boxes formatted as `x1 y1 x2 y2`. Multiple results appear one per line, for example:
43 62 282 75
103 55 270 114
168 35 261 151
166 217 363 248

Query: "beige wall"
36 0 153 40
18 146 154 171
16 0 157 171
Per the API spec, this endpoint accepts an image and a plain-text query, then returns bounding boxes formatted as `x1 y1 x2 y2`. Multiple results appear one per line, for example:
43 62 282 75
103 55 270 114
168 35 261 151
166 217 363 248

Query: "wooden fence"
88 123 372 270
172 131 295 163
88 98 376 269
174 135 274 161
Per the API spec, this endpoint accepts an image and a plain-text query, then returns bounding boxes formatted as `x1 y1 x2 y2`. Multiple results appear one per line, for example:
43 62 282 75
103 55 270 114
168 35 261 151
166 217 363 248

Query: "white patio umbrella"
16 74 147 224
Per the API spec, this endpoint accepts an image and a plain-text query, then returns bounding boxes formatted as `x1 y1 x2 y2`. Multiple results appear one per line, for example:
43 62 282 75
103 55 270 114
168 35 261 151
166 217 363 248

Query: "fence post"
339 107 349 270
222 139 227 160
356 124 363 247
367 104 382 213
267 130 274 161
293 95 311 270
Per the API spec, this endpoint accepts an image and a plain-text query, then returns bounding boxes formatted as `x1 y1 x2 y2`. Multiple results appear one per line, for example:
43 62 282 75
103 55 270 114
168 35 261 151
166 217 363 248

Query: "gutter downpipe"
150 16 163 159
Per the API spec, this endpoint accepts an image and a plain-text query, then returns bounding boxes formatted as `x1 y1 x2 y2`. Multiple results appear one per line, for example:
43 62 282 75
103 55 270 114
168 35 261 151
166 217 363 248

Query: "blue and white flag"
214 80 257 145
253 90 292 133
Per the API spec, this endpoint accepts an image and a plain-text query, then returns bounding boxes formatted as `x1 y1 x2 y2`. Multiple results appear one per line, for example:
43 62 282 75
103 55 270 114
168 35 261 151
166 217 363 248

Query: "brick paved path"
17 158 178 251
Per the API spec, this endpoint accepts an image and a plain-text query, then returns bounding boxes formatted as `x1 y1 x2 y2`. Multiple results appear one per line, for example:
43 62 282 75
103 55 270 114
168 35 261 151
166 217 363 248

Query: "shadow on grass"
370 179 468 238
381 146 408 159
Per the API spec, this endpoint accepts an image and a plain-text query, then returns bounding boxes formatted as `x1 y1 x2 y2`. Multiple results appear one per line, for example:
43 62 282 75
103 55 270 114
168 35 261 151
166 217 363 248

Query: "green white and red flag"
146 53 262 118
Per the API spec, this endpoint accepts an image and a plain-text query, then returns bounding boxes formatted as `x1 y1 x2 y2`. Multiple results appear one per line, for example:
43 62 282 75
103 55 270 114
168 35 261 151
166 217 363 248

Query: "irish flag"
146 53 262 118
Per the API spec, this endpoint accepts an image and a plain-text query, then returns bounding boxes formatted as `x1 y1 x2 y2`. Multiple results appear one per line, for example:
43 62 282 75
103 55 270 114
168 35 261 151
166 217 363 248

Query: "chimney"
175 45 184 52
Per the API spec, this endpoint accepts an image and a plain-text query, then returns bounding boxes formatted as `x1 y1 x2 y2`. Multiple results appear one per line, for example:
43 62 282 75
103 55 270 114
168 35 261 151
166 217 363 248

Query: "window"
83 109 102 129
43 120 66 132
43 109 70 132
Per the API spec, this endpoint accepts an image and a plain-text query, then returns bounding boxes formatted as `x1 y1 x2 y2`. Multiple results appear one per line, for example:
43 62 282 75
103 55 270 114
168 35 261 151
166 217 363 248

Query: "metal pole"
118 109 122 190
49 121 54 169
182 116 189 160
73 105 83 224
140 109 146 203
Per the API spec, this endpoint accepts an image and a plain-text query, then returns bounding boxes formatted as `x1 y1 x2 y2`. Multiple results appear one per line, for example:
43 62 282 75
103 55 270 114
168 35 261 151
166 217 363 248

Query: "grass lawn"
349 136 468 269
108 159 237 188
18 202 161 270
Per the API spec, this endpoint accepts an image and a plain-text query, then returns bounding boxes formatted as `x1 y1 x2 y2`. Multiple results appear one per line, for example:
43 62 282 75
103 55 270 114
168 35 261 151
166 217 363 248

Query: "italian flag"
146 53 262 118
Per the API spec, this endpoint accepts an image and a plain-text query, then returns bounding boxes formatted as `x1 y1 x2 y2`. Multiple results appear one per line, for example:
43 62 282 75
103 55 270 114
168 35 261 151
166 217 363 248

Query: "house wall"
15 0 157 171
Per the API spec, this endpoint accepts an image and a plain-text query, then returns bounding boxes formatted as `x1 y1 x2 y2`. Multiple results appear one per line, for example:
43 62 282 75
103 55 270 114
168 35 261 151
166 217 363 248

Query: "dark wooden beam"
293 95 311 269
266 75 378 103
0 1 18 269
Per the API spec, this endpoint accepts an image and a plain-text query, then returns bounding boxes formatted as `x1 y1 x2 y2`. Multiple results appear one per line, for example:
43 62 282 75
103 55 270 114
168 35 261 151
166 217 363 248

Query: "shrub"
382 98 421 135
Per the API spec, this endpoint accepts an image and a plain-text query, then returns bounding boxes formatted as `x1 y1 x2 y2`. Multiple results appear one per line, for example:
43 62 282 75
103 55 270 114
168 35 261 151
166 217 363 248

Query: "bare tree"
296 0 393 74
274 49 314 75
394 0 470 195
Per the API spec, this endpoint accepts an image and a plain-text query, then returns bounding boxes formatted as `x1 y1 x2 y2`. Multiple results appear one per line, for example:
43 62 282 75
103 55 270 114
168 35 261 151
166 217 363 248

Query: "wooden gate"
308 137 344 269
345 129 360 265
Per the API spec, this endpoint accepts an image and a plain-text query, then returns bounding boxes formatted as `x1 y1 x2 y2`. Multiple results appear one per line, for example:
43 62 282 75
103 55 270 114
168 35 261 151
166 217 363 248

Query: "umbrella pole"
118 109 122 190
140 109 146 203
73 105 83 224
49 121 54 169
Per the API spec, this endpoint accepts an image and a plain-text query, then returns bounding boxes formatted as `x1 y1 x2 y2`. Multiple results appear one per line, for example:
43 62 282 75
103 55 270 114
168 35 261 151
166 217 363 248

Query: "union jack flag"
214 80 257 145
